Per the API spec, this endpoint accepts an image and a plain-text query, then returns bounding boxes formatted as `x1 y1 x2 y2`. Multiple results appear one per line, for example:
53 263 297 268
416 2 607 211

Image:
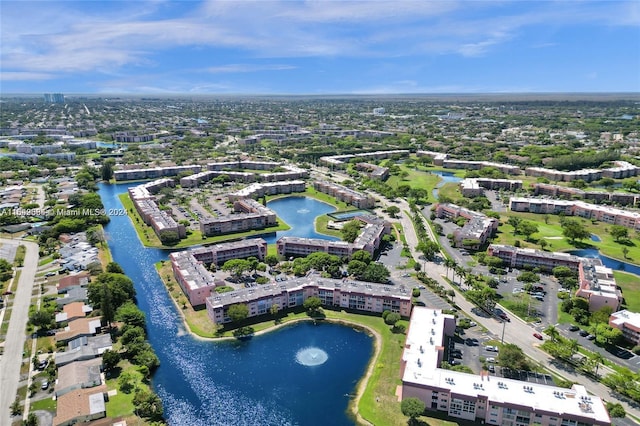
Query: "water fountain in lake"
296 347 329 366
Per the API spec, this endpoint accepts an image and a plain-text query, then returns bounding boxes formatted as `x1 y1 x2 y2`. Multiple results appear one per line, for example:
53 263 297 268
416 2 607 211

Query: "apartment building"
319 150 409 168
169 239 267 306
401 307 611 426
199 198 277 236
488 244 582 272
180 162 308 188
609 310 640 346
416 150 448 166
435 203 498 249
112 131 155 143
114 164 202 181
460 178 522 197
277 219 387 258
313 181 376 209
532 183 639 206
228 180 306 201
487 245 621 312
525 162 639 183
128 179 186 240
510 197 640 231
441 159 521 175
355 162 390 180
205 275 412 325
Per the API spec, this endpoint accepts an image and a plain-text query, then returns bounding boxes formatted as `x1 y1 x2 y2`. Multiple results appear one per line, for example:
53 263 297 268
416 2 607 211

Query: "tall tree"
227 304 249 322
401 397 425 425
100 159 115 181
561 219 590 243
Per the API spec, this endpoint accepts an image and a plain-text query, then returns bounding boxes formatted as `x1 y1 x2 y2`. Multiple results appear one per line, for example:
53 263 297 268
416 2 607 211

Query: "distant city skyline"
1 1 639 94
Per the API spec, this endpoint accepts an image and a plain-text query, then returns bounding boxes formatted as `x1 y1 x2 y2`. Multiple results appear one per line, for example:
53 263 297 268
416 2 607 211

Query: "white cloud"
0 71 56 81
206 64 296 73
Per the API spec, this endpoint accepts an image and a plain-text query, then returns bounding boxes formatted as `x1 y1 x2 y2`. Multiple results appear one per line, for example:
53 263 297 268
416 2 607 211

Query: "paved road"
0 240 39 426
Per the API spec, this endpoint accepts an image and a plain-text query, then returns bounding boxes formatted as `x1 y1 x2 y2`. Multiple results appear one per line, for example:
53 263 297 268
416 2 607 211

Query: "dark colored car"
579 330 589 337
533 332 543 340
569 325 580 332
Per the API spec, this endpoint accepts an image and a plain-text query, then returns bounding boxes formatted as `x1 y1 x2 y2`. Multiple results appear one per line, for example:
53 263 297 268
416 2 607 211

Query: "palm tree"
454 265 465 286
589 351 605 377
568 339 579 357
544 325 560 342
444 258 456 280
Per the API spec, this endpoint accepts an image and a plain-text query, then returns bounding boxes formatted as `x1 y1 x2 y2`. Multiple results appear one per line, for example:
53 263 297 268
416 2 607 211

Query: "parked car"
579 330 589 337
45 271 56 277
569 325 580 332
449 359 461 366
586 334 596 340
485 345 499 352
533 332 543 340
488 365 496 373
41 380 49 390
2 290 13 296
486 357 496 363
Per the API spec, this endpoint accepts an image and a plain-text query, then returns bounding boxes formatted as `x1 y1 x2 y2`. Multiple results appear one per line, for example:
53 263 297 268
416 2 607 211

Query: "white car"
486 357 496 363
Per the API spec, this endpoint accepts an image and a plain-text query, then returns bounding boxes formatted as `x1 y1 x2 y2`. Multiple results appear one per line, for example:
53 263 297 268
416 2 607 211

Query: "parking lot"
557 323 640 371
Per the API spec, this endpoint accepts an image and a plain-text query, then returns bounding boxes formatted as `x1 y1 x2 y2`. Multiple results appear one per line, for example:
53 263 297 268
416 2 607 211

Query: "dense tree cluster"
546 150 620 171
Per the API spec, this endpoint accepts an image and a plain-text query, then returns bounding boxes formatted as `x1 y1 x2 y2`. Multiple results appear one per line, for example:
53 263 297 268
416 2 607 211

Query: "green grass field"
30 397 56 412
105 362 150 418
387 165 441 203
496 211 640 265
615 271 640 311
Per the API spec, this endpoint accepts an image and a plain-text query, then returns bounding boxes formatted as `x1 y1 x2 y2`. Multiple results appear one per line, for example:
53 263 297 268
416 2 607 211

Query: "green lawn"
557 302 574 325
37 257 54 267
437 182 463 202
615 271 640 311
387 165 441 203
496 211 640 265
30 397 56 412
105 363 149 418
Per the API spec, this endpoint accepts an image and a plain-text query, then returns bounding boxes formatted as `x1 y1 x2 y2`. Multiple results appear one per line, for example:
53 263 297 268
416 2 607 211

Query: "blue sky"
1 1 639 94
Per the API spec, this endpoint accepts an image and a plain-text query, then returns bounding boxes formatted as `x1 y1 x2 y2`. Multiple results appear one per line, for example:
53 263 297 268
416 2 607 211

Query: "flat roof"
402 307 610 424
207 275 411 309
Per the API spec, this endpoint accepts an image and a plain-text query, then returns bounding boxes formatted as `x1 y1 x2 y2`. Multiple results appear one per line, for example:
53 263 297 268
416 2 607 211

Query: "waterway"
569 248 640 276
262 196 339 244
98 183 372 425
431 170 463 200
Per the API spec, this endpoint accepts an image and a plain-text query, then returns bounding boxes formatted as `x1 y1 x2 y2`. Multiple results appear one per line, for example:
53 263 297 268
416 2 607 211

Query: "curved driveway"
0 239 39 426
